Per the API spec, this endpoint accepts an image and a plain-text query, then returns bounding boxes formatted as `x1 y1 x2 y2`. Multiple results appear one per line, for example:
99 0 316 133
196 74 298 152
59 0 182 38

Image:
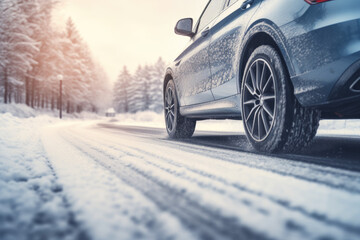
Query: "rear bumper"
292 53 360 109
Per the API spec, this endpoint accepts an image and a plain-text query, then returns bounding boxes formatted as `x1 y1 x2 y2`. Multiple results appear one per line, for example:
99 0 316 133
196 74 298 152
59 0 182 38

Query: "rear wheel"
241 45 320 153
164 80 196 138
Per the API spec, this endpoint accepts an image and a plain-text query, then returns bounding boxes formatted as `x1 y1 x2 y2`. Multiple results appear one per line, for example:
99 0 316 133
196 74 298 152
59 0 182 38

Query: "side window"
197 0 226 32
228 0 238 6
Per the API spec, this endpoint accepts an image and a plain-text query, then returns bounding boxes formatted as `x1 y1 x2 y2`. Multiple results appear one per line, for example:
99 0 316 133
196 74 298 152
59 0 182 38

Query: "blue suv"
163 0 360 153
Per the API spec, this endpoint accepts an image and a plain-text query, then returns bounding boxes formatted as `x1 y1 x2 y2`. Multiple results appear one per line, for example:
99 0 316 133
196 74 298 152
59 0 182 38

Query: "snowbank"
0 103 103 119
0 103 38 118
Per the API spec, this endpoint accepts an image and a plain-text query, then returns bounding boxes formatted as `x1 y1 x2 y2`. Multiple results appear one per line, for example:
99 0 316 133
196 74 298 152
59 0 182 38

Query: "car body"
163 0 360 152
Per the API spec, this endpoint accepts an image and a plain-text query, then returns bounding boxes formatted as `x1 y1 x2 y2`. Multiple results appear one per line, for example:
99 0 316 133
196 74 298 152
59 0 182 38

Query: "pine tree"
140 65 152 111
0 0 39 104
149 57 166 113
113 66 132 113
128 66 144 113
61 18 90 113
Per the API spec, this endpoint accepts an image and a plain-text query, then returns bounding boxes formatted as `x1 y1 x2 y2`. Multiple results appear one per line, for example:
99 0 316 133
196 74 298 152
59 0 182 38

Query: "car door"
174 0 226 106
208 0 262 100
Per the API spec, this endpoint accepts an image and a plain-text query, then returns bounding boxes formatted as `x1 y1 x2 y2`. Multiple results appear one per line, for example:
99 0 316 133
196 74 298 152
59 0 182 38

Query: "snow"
106 108 116 114
42 123 196 240
1 105 360 240
0 113 82 240
0 103 103 119
110 111 360 136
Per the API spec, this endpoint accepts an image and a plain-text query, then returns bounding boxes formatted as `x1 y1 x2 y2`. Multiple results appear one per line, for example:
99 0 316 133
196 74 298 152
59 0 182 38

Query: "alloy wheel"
165 86 175 132
242 58 277 142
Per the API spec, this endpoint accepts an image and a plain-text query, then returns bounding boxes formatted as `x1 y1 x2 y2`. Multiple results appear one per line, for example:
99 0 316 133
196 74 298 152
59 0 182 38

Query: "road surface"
41 120 360 240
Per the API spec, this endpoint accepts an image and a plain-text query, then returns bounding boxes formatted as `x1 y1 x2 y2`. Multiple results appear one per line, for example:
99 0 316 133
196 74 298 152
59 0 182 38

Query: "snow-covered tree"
0 1 111 113
127 66 144 113
148 57 166 112
113 58 166 114
0 0 39 103
113 66 132 113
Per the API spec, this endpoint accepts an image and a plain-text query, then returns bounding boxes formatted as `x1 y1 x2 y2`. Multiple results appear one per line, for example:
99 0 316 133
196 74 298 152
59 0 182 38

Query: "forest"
113 58 166 114
0 0 111 113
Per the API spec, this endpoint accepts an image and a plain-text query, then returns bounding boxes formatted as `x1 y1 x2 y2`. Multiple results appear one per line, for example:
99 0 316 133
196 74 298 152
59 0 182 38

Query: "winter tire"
164 80 196 138
241 45 321 153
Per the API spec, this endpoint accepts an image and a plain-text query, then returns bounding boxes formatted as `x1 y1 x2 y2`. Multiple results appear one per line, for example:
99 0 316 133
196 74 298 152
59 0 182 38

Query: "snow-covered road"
39 120 360 240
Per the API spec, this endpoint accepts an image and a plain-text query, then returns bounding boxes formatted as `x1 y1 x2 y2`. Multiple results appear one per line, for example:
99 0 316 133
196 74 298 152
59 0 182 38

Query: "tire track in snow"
100 123 360 194
99 123 360 173
160 138 360 194
64 128 360 235
60 125 360 240
58 129 267 240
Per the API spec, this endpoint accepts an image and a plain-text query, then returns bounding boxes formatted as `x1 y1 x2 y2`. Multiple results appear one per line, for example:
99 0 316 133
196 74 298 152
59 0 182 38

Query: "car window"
197 0 226 32
228 0 238 6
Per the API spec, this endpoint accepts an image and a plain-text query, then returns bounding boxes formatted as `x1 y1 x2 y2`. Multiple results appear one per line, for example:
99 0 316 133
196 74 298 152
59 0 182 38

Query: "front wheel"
241 45 321 153
164 80 196 139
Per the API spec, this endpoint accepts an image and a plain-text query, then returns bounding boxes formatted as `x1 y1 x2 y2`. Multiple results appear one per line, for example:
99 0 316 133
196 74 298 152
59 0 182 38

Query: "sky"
54 0 209 82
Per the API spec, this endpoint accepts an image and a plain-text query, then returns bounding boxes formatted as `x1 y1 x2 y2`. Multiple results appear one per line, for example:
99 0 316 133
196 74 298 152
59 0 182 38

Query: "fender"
239 20 295 82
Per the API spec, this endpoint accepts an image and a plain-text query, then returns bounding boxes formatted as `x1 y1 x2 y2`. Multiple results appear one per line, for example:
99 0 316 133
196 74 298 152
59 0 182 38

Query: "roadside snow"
0 103 103 120
0 113 84 240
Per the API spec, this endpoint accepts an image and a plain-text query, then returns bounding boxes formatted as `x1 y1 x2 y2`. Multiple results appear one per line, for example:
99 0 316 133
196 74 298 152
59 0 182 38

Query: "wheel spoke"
249 67 256 92
168 89 173 105
251 107 261 135
259 62 266 92
245 83 255 96
243 99 257 105
246 105 259 123
257 109 262 139
261 108 270 134
166 114 171 130
263 103 274 119
256 61 261 91
262 75 273 92
262 94 275 101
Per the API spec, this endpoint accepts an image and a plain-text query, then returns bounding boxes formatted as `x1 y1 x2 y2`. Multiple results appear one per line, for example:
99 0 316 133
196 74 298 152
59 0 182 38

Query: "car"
105 108 116 117
163 0 360 153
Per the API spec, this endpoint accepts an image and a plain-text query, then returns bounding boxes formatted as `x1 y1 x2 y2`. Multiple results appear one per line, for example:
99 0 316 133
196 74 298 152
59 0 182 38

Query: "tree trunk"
31 79 35 108
4 70 8 104
37 91 40 108
41 94 45 108
51 94 55 110
125 90 129 113
25 77 30 106
45 94 48 108
8 85 12 103
67 101 70 114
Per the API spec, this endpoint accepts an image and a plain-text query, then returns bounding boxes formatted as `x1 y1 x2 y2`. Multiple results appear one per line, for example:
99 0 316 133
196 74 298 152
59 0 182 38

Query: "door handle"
201 27 210 37
241 0 254 10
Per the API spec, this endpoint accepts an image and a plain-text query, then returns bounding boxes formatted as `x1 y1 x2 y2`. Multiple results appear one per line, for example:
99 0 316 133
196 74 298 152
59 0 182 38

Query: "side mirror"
175 18 194 37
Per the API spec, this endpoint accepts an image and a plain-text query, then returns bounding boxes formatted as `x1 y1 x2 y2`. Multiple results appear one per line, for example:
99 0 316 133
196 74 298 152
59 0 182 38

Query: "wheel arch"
238 20 295 93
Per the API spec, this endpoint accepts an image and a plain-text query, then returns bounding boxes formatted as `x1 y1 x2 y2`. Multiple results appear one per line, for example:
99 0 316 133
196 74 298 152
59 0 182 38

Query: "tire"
164 80 196 139
241 45 321 153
